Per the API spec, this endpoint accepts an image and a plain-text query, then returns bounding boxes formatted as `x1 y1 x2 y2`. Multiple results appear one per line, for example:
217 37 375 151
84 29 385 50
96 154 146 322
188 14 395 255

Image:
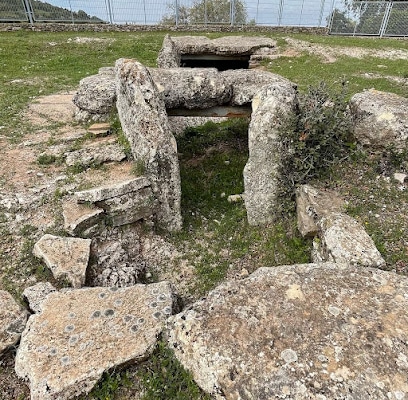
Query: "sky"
33 0 340 26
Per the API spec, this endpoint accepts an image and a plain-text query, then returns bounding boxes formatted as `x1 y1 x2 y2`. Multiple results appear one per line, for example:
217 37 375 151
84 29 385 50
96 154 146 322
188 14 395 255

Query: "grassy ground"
0 29 407 399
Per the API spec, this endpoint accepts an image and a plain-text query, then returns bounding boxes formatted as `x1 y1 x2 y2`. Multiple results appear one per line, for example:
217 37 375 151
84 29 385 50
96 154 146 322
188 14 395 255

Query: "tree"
161 0 248 25
328 8 356 33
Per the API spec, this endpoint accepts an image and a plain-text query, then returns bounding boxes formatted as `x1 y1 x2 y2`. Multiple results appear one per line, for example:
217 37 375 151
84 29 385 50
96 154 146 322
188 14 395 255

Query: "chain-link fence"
329 1 408 36
0 0 407 35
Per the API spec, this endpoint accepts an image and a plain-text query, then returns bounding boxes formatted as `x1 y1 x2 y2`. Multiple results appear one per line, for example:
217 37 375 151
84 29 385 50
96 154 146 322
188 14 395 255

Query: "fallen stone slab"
167 263 408 400
312 212 386 268
33 235 92 288
22 282 57 314
296 184 346 238
149 67 232 110
16 282 175 400
0 290 28 355
243 81 298 225
75 176 151 203
65 143 126 168
87 122 111 137
350 89 408 151
63 200 104 237
220 69 294 105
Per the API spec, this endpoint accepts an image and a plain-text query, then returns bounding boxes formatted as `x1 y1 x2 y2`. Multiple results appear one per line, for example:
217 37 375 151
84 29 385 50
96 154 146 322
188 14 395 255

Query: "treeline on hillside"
0 0 102 22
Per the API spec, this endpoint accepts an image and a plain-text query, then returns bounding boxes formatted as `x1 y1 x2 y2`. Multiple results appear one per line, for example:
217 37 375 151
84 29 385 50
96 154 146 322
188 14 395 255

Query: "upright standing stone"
115 59 182 231
243 82 298 225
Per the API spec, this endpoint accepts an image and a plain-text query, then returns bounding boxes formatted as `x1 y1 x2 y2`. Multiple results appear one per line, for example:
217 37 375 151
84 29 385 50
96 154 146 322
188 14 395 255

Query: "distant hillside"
0 0 103 22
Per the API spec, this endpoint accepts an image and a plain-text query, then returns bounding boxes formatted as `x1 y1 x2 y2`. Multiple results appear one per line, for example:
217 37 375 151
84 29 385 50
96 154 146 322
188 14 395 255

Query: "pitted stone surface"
0 290 28 355
15 282 175 400
296 184 346 238
149 67 232 109
220 69 294 105
33 234 91 288
22 282 57 313
243 81 298 225
115 58 182 231
350 89 408 151
65 143 126 167
167 263 408 399
312 212 386 268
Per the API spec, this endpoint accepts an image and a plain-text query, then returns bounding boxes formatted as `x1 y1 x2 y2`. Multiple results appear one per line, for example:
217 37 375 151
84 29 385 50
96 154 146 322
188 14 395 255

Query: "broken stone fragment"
63 200 104 237
65 143 126 167
0 290 28 355
22 282 57 313
15 282 175 400
243 81 298 225
312 212 386 268
87 122 111 137
350 89 408 151
296 184 346 237
167 263 408 399
33 234 91 288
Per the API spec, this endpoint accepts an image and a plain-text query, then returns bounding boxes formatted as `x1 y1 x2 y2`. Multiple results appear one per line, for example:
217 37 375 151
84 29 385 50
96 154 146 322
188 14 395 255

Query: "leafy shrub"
277 82 355 210
37 153 56 165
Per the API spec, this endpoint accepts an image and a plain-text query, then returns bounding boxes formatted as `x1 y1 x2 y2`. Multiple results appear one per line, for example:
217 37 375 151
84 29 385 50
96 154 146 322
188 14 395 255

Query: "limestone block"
33 235 92 288
16 282 175 400
115 59 182 231
65 143 126 167
149 67 232 110
243 81 298 225
72 72 116 121
0 290 28 355
167 263 408 399
350 89 408 151
75 176 151 203
312 212 386 268
22 282 57 313
100 186 156 227
63 200 104 237
296 184 346 237
220 69 294 105
156 34 181 69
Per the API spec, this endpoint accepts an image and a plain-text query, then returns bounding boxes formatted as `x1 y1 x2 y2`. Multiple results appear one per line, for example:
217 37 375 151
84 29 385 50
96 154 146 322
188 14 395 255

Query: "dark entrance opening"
180 54 250 71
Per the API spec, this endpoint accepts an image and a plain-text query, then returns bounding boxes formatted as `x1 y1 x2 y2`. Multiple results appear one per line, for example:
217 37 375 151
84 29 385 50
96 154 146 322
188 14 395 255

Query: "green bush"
278 82 355 210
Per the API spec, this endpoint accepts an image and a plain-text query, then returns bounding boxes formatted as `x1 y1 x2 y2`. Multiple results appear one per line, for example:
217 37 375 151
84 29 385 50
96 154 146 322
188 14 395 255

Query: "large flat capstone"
15 282 175 400
167 263 408 399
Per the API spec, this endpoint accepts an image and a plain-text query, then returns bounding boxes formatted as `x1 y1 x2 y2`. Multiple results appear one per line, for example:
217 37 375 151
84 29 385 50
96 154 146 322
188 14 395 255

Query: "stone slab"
63 200 104 236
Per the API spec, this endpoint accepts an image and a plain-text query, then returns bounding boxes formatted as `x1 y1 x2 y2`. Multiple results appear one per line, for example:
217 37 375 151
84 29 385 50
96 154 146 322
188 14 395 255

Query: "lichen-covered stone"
22 282 56 313
312 212 386 268
33 234 91 288
115 58 182 231
296 184 346 238
149 67 232 110
350 89 408 151
243 81 298 225
167 263 408 399
63 200 104 237
15 282 175 400
220 69 293 105
0 290 28 355
157 34 181 69
65 143 126 167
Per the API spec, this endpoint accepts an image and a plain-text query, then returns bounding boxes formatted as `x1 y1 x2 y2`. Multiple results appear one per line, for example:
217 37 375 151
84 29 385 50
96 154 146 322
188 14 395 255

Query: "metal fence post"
230 0 235 25
105 0 113 24
379 1 392 37
318 0 326 27
175 0 179 26
22 0 34 24
278 0 284 26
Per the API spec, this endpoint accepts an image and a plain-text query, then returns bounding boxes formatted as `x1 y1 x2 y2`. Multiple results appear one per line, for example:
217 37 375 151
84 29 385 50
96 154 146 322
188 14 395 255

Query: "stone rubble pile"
1 35 407 400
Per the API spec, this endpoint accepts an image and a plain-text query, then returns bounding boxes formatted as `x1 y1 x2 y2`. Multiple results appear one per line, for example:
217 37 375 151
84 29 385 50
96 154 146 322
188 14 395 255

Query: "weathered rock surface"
243 81 298 225
65 143 126 167
63 200 104 237
149 67 232 109
157 35 277 69
312 212 386 268
33 234 92 288
167 263 408 400
350 89 408 151
220 69 294 105
22 282 57 314
73 69 116 122
16 282 175 400
115 58 182 231
296 184 346 237
0 290 28 355
168 116 229 136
